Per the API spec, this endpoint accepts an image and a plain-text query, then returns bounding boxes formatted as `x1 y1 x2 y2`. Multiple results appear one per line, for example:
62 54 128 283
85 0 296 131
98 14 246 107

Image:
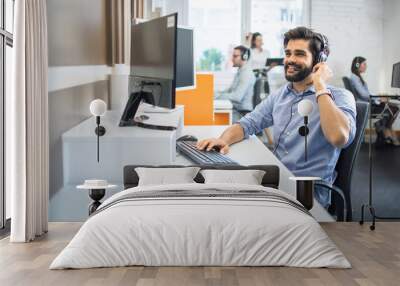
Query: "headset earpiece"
355 62 360 68
242 48 250 61
316 34 329 64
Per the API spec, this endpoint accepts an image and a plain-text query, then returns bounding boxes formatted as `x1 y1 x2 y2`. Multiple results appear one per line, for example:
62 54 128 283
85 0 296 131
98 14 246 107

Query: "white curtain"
9 0 49 242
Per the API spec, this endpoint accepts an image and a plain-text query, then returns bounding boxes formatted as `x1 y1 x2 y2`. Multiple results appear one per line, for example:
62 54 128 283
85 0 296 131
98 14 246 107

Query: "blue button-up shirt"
239 83 357 184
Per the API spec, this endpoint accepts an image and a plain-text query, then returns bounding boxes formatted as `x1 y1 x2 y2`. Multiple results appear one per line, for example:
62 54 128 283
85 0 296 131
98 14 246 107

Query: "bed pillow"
135 167 201 186
200 169 266 185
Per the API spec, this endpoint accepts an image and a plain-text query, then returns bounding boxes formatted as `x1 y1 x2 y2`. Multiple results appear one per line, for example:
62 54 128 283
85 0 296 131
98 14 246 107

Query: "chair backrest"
342 76 362 101
253 77 263 108
334 101 369 215
342 76 353 92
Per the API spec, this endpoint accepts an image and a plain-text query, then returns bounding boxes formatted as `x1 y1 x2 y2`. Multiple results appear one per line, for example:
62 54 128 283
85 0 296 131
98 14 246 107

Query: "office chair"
315 101 369 221
237 77 263 116
342 77 358 101
343 76 393 146
253 77 263 108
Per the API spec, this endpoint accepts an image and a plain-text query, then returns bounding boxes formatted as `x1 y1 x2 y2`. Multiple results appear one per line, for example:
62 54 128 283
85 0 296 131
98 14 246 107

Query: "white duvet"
50 183 350 269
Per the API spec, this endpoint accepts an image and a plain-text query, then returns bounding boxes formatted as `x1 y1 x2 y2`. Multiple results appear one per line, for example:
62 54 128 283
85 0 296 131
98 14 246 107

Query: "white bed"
50 183 350 269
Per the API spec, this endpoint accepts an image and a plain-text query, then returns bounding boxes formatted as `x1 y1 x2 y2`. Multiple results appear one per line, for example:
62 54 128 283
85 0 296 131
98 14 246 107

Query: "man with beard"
197 27 356 209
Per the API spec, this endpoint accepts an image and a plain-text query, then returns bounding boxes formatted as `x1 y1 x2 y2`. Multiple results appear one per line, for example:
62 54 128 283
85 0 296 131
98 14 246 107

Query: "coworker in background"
215 45 256 122
200 27 357 208
350 56 400 146
250 32 271 70
245 32 253 48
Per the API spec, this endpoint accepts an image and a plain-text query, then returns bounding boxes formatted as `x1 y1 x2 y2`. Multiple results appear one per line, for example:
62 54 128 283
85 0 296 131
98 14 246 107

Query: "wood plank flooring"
0 222 399 286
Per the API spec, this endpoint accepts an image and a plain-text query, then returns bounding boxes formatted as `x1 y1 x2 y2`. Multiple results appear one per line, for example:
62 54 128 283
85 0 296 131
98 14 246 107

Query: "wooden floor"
0 222 399 286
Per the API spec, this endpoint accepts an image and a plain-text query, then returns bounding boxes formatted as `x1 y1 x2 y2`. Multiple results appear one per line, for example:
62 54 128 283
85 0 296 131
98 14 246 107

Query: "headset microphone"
298 99 313 162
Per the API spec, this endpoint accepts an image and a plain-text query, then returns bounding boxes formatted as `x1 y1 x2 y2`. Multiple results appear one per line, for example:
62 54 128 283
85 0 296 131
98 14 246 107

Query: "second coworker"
350 56 400 146
249 32 271 70
215 45 256 122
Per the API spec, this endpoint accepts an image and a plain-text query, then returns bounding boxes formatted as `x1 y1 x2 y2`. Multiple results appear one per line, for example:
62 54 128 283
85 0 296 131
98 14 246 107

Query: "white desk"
214 99 233 125
175 125 334 222
62 108 183 185
54 119 333 222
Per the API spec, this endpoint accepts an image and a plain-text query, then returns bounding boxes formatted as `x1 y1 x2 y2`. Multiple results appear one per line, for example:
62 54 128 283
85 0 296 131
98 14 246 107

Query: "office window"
189 0 242 72
251 0 304 57
148 0 306 89
5 0 14 33
1 0 14 229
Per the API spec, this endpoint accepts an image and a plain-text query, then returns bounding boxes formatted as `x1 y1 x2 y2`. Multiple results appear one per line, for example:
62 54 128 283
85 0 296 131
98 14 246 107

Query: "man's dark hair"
234 45 250 61
283 27 329 65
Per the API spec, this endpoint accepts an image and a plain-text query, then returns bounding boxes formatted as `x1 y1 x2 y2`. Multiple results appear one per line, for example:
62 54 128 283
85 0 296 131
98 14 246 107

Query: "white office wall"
151 0 190 25
310 0 384 93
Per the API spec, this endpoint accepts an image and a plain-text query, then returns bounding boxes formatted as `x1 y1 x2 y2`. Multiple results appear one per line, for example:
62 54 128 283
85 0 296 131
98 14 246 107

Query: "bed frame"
123 165 280 189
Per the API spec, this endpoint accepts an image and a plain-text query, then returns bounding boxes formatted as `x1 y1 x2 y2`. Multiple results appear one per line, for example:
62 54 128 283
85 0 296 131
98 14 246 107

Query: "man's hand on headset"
311 62 333 91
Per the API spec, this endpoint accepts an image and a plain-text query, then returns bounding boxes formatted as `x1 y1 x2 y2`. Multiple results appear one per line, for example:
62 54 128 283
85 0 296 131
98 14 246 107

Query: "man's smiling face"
284 39 314 82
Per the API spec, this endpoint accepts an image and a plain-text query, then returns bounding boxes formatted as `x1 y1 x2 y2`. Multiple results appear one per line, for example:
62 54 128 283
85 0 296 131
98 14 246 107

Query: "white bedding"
50 183 350 269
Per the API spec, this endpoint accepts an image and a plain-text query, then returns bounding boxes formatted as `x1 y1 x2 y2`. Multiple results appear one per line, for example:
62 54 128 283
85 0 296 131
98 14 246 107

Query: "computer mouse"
177 135 198 142
138 114 149 121
211 145 221 152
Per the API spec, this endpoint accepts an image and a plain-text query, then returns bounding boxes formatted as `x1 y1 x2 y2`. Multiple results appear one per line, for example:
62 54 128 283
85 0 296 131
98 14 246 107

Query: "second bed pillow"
135 167 200 186
200 169 266 185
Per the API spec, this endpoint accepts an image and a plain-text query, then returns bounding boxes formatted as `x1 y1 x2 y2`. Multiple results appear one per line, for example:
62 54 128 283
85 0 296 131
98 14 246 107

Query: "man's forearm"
219 124 245 145
317 94 350 147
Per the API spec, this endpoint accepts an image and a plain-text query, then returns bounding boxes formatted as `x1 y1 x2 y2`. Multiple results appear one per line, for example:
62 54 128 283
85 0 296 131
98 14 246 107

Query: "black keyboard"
176 141 239 165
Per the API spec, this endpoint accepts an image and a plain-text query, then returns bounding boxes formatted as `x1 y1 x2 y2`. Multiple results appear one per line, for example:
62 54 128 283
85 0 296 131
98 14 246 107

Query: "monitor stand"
119 91 176 130
119 91 147 127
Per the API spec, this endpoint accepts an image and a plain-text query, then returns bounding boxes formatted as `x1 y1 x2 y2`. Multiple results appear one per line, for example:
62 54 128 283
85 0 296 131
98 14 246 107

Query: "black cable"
96 116 100 162
97 123 100 162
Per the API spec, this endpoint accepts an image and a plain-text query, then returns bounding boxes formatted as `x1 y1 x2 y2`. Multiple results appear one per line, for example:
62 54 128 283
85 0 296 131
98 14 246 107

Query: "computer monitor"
176 26 195 90
120 14 178 127
130 13 177 80
391 62 400 88
130 13 177 110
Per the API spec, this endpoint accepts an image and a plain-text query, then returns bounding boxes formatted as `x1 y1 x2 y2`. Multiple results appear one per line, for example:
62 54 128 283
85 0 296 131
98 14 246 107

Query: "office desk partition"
214 99 233 125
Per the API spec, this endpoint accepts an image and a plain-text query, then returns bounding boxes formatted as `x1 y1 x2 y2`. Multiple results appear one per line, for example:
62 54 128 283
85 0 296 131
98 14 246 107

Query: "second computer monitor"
176 26 195 90
391 62 400 88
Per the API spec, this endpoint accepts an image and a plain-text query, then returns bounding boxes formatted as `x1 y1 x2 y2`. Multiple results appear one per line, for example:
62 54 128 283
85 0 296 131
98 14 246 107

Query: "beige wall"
47 0 111 66
47 0 112 197
49 81 109 196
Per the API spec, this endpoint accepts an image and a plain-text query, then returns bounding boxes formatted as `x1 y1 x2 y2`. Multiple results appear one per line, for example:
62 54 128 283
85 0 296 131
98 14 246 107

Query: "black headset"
355 58 362 69
241 47 250 61
315 33 329 64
